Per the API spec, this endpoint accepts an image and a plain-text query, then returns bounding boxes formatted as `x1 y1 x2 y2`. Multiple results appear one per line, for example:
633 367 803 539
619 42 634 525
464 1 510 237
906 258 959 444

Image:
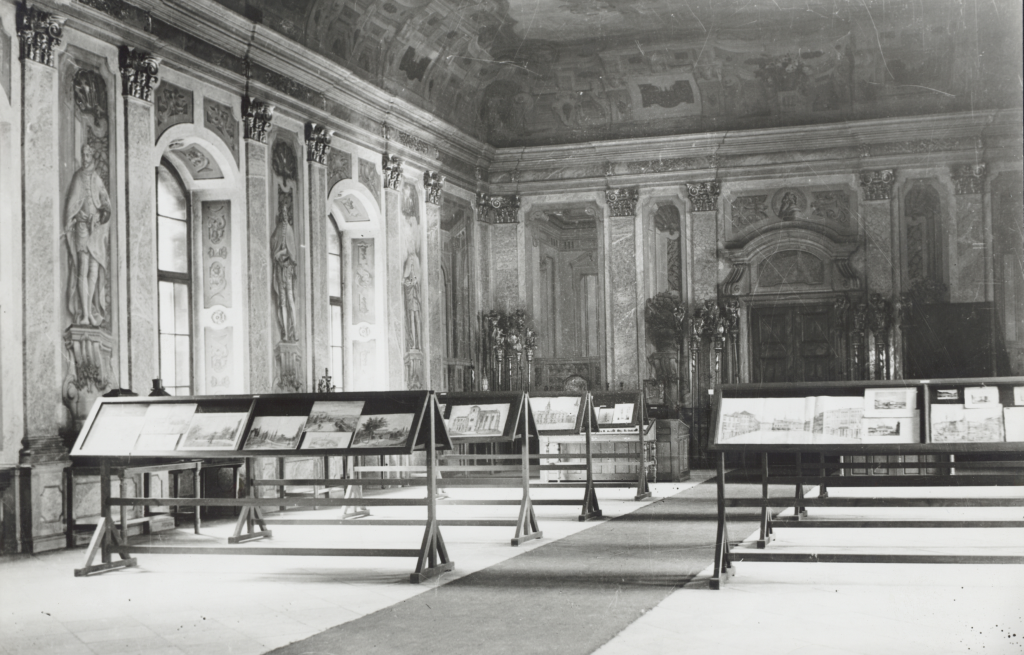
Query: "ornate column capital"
18 5 65 67
859 169 896 201
951 163 986 195
424 171 445 205
476 193 520 224
242 97 274 143
304 122 331 165
685 181 721 212
382 154 403 190
605 187 639 217
119 46 160 102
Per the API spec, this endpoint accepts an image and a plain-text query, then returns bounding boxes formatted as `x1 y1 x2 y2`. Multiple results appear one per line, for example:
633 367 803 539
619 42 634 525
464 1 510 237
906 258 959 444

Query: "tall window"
328 215 344 385
156 162 192 395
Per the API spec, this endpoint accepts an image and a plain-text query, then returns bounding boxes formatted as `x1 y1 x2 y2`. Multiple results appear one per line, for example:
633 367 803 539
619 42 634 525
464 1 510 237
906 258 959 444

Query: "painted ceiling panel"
213 0 1022 147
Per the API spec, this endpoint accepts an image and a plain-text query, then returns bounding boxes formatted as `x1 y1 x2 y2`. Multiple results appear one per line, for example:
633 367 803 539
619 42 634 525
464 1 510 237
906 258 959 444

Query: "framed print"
178 412 248 450
300 431 354 449
864 388 917 417
243 415 307 450
861 415 919 444
529 396 583 432
446 403 511 438
350 413 415 449
304 400 364 433
934 389 960 402
964 386 1000 409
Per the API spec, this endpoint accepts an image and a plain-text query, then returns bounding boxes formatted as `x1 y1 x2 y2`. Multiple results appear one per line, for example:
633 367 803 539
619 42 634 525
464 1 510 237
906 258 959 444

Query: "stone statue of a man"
271 198 298 342
64 142 112 327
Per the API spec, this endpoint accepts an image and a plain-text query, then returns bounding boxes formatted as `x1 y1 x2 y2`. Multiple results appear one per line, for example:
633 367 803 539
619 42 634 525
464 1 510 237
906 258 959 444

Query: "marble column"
305 123 331 385
949 164 988 304
383 154 405 389
606 188 640 388
120 46 160 393
425 171 446 391
243 98 274 392
18 5 69 552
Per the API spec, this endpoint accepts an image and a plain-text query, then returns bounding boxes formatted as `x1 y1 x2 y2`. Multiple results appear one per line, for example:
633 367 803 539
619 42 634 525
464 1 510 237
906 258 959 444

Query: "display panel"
437 392 524 442
528 395 584 434
591 390 643 431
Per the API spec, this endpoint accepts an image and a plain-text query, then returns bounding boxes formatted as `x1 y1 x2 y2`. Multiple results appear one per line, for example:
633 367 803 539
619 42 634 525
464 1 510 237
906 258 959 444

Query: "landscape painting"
964 386 1000 408
864 388 917 417
305 400 364 432
447 403 510 437
350 413 415 449
243 415 307 450
300 431 354 450
529 396 582 432
178 412 248 450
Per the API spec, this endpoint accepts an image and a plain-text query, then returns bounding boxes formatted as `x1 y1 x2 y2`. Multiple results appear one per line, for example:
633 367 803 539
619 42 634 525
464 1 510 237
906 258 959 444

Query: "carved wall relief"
203 98 238 164
358 157 380 205
59 51 118 426
201 201 231 308
351 238 375 326
402 180 424 390
730 195 769 229
726 185 857 246
154 81 193 140
327 147 352 190
810 191 850 225
270 132 304 393
168 143 223 180
204 326 232 392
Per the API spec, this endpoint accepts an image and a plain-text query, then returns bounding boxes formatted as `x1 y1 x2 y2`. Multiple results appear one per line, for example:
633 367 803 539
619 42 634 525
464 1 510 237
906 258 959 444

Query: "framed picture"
178 412 248 450
529 396 583 432
304 400 364 433
934 389 960 402
446 403 511 438
350 413 415 449
243 415 307 450
79 403 149 452
300 431 353 450
863 388 917 417
861 415 919 444
963 386 1000 409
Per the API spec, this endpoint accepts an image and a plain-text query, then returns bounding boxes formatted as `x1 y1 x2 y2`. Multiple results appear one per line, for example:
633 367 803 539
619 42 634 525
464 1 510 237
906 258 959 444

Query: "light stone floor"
1 476 1022 655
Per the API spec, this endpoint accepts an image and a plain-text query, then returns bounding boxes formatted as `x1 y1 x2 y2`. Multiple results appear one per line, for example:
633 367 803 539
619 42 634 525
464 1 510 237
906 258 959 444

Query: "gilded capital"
424 171 445 205
305 122 331 165
382 154 403 190
686 181 721 212
119 46 160 102
605 187 639 217
18 5 65 67
477 193 520 224
242 97 274 143
858 169 895 201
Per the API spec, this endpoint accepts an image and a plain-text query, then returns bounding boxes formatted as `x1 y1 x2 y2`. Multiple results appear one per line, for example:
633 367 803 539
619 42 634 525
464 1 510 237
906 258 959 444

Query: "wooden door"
751 304 836 383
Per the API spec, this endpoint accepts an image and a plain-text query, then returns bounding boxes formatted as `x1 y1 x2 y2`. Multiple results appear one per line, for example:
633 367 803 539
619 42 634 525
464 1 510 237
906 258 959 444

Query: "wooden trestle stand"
531 391 603 521
709 377 1024 590
71 391 454 584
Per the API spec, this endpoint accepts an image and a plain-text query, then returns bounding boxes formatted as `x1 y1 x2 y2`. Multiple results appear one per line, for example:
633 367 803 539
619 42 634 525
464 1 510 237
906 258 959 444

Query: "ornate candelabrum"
481 309 537 392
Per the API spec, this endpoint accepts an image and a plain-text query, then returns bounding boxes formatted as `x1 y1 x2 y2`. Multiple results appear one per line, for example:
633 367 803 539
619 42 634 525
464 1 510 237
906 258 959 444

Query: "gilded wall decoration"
730 195 769 228
351 238 375 325
204 326 233 392
202 200 232 308
758 251 824 287
810 191 850 225
358 157 380 205
59 54 118 424
154 81 192 140
401 181 424 390
203 98 238 163
327 147 352 190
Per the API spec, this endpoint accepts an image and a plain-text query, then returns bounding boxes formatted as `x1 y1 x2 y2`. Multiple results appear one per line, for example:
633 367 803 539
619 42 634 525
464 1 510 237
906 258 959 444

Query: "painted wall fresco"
725 186 857 247
58 47 118 427
210 0 1020 147
401 181 424 390
201 200 232 308
203 98 238 164
154 81 193 141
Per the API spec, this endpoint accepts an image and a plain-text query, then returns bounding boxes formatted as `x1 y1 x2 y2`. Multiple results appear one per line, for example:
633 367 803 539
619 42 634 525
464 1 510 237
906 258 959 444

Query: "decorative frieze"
118 46 159 101
18 5 64 67
242 97 274 143
605 187 639 217
424 171 445 205
382 154 403 190
951 163 986 195
304 122 331 165
477 193 520 224
686 181 721 212
381 121 439 158
858 169 895 201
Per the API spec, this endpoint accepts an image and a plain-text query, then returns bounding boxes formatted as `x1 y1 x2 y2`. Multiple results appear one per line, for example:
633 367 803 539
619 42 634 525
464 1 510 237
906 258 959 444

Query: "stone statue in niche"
64 142 112 327
403 253 422 351
271 189 299 342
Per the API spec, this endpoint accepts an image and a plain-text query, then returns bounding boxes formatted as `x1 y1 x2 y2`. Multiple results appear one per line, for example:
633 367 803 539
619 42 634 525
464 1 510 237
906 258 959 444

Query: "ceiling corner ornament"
242 97 274 143
476 193 520 224
18 5 65 67
951 163 986 195
424 171 445 205
605 187 639 217
858 169 895 201
304 122 331 165
118 46 160 102
382 153 403 190
686 181 721 213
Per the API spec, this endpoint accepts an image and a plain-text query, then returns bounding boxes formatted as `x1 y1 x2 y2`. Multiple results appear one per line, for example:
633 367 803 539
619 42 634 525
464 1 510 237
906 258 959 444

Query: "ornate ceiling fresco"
214 0 1022 147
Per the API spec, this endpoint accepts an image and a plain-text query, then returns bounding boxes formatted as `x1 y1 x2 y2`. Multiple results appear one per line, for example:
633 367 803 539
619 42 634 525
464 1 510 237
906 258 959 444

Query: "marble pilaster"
859 170 896 297
425 196 445 391
609 216 639 387
306 125 330 384
949 164 988 303
245 135 272 392
384 187 405 389
491 223 520 311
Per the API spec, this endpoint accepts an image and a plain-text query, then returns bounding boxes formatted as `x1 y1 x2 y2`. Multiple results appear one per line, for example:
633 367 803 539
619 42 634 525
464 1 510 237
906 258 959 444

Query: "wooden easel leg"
758 452 772 548
710 452 731 590
578 481 603 522
511 496 543 546
74 517 138 577
819 453 829 498
410 520 454 583
341 483 370 519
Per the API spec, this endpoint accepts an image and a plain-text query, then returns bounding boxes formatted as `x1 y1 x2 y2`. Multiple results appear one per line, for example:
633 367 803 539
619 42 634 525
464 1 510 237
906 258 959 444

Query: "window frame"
156 160 195 396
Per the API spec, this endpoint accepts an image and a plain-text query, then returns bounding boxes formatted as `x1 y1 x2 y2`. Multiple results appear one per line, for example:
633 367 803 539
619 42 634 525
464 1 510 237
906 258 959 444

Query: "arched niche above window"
329 179 381 232
165 141 224 181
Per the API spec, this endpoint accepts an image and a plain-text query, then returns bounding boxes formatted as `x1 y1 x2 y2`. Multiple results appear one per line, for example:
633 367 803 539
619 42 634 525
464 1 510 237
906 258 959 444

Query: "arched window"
328 215 343 383
156 162 193 395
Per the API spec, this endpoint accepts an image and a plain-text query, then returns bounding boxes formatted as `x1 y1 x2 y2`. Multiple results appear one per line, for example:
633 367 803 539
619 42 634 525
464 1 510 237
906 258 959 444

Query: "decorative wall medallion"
382 153 403 190
770 187 806 221
730 195 769 228
203 98 238 163
272 139 298 181
476 193 520 224
154 81 193 139
304 122 331 165
358 158 381 204
327 147 352 189
951 163 986 195
18 6 64 67
118 46 159 101
242 96 274 143
202 201 232 308
859 169 895 201
605 187 639 217
810 190 850 225
686 181 721 212
424 170 445 205
758 250 824 287
211 309 227 324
